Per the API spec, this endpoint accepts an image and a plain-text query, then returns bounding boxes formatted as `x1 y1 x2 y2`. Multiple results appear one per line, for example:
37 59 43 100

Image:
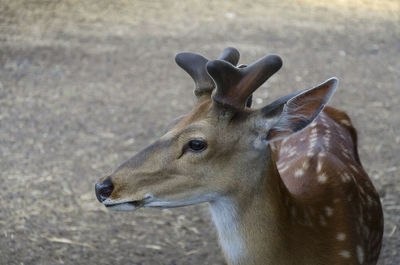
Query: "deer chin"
144 193 219 208
103 193 218 211
102 194 154 211
105 201 142 211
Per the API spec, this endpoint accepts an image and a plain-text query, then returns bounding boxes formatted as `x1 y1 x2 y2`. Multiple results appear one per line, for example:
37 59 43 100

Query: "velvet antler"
175 47 240 98
207 54 282 109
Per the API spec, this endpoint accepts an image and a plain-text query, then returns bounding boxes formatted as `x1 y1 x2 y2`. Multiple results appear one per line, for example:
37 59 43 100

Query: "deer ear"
260 78 338 142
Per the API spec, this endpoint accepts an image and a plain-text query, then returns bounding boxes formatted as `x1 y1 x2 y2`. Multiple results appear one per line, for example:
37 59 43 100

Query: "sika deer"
95 47 383 265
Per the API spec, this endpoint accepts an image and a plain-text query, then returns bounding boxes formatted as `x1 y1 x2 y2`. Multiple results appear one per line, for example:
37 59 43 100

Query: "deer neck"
209 147 293 265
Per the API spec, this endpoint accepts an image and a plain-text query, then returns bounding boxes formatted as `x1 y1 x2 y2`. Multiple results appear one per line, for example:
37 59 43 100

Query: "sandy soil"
0 0 399 264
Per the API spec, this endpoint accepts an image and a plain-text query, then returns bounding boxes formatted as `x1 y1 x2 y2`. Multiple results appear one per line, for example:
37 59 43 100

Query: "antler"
207 54 282 109
175 47 240 98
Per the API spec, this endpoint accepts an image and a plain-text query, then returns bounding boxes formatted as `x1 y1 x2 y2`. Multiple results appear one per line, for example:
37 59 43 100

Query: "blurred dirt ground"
0 0 399 264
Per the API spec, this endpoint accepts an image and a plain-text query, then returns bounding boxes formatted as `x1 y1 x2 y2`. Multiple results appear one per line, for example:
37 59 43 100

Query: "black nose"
95 177 114 202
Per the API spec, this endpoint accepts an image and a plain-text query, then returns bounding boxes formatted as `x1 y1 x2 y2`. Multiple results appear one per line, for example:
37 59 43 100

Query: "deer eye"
188 140 207 152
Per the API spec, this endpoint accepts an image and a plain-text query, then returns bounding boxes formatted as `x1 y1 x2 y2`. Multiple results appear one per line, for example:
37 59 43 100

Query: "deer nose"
95 177 114 202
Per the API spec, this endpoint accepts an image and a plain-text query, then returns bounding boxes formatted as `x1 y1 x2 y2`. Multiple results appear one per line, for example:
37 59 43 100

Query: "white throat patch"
209 197 246 264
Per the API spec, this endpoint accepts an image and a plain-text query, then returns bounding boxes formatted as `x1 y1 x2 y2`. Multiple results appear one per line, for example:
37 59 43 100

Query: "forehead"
172 98 214 132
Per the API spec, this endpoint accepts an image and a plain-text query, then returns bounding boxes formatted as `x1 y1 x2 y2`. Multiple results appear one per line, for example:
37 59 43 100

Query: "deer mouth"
104 200 144 211
103 195 154 211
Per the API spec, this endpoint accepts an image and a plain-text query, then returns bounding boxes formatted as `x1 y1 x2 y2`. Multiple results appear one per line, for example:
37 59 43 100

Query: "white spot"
309 136 318 144
302 160 310 170
340 119 351 126
357 245 364 264
253 135 266 150
318 151 326 157
333 120 340 127
270 143 277 151
336 233 346 241
350 164 360 174
364 181 373 188
317 159 323 173
350 174 357 183
288 146 297 157
340 143 350 154
325 207 334 217
281 146 289 153
366 195 374 206
294 168 304 178
310 121 317 127
318 173 328 183
358 185 366 195
341 172 352 183
324 135 330 147
309 136 318 149
278 164 290 173
339 250 351 258
209 197 246 263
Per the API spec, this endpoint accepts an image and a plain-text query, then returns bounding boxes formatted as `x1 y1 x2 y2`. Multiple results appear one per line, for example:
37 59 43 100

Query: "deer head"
95 47 336 212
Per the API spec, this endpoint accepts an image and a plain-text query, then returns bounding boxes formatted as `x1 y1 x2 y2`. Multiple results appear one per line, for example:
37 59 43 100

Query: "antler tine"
218 47 240 66
207 54 282 109
175 48 242 98
175 52 215 97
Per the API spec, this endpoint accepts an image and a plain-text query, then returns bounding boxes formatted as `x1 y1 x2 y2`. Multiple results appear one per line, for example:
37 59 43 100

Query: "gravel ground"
0 0 399 264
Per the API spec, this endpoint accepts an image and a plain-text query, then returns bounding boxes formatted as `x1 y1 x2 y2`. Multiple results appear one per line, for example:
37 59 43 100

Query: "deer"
95 47 383 265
